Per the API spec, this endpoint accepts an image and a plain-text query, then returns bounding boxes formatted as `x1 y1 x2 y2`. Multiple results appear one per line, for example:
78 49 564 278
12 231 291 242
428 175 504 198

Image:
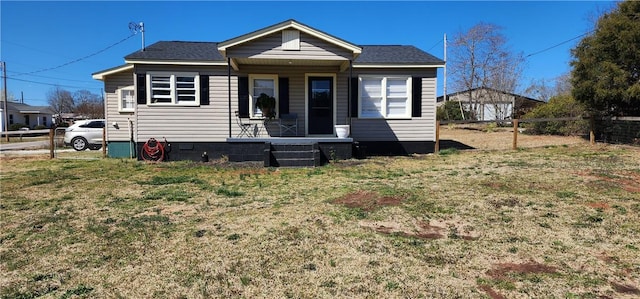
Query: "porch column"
228 57 231 138
348 60 353 127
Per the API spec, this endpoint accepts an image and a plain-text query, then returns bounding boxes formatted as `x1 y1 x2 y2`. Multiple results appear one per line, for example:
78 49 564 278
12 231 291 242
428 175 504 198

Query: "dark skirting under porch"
131 137 353 167
122 138 435 166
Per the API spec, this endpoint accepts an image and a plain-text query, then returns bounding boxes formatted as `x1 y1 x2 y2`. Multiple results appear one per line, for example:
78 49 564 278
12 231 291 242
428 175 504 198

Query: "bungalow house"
93 19 444 166
0 101 55 131
437 87 544 121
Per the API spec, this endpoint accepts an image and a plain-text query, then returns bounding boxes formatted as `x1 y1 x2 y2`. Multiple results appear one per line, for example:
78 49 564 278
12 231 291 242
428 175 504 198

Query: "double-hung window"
147 72 200 106
249 74 278 118
359 76 412 118
118 86 135 112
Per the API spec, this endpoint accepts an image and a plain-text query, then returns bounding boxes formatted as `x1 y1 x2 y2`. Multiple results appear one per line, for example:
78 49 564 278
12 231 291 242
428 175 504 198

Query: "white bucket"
335 125 350 138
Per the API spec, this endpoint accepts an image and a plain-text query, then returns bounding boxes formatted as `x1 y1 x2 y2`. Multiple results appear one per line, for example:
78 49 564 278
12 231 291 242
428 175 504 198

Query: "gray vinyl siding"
104 65 438 142
137 73 237 142
226 32 352 61
104 71 134 141
350 68 437 141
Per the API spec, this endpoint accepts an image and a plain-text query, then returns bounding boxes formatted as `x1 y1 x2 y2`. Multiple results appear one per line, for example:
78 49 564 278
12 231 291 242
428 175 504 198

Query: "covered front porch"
218 19 360 140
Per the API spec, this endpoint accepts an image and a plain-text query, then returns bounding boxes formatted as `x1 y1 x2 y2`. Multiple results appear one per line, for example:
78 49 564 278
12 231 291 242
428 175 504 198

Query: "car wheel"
71 137 88 151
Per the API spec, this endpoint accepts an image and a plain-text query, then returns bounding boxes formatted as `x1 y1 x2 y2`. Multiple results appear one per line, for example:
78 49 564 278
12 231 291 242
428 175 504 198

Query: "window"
42 116 47 125
25 115 30 126
249 74 278 118
359 76 412 118
147 72 199 106
9 114 13 125
118 86 135 112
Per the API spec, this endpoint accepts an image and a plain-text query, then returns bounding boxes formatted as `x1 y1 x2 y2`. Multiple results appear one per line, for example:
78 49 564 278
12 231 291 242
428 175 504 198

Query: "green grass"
1 144 639 298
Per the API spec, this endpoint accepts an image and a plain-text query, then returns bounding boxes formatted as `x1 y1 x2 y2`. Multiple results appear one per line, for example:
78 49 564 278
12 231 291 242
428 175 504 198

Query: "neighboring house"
0 101 55 131
93 19 444 165
437 87 544 121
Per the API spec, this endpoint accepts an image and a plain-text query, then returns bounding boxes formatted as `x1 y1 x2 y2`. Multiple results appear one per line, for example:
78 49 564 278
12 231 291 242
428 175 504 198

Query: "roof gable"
217 19 362 57
7 102 54 114
438 87 541 103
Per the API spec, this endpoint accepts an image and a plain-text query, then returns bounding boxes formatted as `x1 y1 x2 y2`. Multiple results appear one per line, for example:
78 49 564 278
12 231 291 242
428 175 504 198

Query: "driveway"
0 141 77 156
0 140 50 151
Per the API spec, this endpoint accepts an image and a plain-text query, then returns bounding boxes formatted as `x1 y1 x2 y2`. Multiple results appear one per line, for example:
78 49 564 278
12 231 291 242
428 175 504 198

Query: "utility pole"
2 61 9 141
443 34 447 102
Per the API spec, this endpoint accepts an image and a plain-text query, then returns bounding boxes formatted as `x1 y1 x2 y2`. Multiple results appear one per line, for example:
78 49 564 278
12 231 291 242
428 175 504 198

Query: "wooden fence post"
49 128 55 159
512 119 519 150
590 116 596 145
435 120 440 154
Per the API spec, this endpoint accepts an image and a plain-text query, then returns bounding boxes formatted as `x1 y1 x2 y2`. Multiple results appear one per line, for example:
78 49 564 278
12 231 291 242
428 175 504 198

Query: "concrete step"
265 142 320 167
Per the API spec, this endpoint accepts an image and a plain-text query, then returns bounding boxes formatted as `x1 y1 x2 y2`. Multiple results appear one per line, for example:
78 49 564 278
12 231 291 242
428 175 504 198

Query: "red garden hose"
141 138 165 161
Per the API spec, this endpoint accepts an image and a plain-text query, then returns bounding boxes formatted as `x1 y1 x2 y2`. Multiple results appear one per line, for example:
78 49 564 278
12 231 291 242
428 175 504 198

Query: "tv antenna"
129 22 145 51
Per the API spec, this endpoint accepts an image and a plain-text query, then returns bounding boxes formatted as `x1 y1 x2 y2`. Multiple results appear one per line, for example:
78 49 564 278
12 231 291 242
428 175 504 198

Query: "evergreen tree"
571 0 640 116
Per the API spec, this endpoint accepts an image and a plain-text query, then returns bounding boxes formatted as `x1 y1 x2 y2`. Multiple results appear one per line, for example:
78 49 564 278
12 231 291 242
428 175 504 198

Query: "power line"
7 70 95 84
13 33 135 76
525 30 594 58
427 39 442 52
6 76 102 90
1 40 73 59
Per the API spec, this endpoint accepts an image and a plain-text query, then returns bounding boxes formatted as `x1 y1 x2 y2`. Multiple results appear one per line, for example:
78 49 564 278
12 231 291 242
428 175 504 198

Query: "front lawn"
1 144 639 298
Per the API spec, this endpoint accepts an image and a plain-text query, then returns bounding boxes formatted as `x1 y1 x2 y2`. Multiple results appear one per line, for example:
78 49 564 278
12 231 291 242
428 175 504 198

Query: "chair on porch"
278 113 298 137
235 111 256 138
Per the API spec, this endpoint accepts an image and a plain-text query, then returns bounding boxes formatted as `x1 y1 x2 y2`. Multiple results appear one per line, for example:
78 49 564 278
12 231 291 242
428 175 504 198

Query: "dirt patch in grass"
478 262 557 298
611 282 640 295
576 170 640 193
332 191 404 211
478 285 507 299
439 124 588 150
586 202 610 209
487 261 557 278
360 218 479 240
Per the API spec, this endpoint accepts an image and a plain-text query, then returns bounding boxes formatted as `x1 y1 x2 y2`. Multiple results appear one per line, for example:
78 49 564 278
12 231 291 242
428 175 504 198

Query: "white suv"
63 119 105 151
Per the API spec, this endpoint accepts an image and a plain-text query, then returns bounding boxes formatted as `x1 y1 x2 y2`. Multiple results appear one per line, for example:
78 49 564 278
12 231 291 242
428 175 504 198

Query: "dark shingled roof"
124 41 443 65
356 45 444 65
125 41 223 61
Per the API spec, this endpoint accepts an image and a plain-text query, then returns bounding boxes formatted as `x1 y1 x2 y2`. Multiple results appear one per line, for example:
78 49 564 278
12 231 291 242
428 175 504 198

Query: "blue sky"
1 1 612 106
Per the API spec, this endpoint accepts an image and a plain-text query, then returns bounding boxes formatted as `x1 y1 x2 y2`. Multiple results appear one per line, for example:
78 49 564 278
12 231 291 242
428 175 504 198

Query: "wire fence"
0 128 105 160
2 117 638 159
436 117 594 152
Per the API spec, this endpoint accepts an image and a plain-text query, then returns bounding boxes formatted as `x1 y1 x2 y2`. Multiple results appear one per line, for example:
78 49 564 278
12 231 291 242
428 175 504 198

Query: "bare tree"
449 22 525 120
1 89 16 102
525 73 573 102
74 89 104 119
47 86 74 117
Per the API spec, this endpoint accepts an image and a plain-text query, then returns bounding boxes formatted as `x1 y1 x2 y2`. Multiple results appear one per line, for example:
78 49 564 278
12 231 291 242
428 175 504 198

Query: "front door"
307 76 334 135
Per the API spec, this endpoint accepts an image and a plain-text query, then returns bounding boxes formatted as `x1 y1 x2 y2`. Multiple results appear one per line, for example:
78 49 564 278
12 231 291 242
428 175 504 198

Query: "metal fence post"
512 119 519 150
435 120 440 154
49 128 55 159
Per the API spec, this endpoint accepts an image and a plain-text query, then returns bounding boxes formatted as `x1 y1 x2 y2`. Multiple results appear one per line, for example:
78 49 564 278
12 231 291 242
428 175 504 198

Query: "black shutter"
200 75 209 105
136 73 146 105
412 77 422 117
238 77 249 117
350 77 358 117
278 77 289 115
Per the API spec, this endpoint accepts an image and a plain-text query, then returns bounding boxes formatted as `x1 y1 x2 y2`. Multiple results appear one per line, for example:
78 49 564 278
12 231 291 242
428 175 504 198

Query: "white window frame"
118 86 135 112
146 72 200 106
249 74 278 119
358 76 412 119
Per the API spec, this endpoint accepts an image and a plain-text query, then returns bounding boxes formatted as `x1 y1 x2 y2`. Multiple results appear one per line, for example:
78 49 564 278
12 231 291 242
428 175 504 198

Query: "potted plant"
255 93 276 119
